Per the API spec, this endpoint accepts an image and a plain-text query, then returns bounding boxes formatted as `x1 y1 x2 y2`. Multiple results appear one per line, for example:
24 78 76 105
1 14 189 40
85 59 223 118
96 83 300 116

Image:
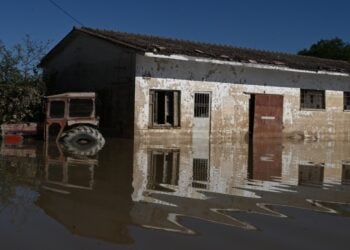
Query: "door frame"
193 91 212 138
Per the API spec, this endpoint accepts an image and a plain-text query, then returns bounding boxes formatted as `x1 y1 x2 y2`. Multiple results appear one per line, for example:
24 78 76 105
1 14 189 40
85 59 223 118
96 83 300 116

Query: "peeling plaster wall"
43 34 136 137
135 55 350 140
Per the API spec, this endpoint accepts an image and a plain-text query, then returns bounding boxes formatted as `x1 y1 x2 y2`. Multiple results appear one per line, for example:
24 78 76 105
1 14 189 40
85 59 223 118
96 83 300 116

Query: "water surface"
0 138 350 250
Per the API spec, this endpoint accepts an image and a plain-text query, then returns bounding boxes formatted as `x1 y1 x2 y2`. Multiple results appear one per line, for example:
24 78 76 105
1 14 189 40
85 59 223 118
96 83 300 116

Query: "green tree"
0 36 50 123
298 37 350 61
0 40 22 84
0 35 50 85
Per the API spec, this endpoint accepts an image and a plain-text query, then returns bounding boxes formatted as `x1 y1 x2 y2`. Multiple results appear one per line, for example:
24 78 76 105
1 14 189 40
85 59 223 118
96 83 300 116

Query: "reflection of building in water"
147 149 180 192
298 163 324 187
36 140 134 245
192 158 210 189
132 138 350 233
132 139 249 203
133 139 350 203
280 141 349 186
342 161 350 185
248 139 282 181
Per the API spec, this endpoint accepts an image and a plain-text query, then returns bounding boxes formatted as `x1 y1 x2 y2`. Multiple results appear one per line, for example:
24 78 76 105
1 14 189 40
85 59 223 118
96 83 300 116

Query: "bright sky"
0 0 349 54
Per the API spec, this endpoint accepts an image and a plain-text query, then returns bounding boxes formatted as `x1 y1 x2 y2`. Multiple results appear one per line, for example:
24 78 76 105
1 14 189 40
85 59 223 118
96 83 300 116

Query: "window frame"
300 89 326 111
149 89 181 128
194 93 210 118
343 91 350 111
49 100 66 118
68 98 95 118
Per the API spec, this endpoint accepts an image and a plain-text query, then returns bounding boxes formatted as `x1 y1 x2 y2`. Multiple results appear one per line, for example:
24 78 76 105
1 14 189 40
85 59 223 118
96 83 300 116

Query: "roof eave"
39 26 147 68
144 52 350 77
39 27 78 68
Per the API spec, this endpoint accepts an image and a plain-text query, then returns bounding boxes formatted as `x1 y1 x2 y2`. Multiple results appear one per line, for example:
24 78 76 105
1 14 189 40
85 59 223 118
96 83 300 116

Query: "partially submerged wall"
134 55 350 140
43 33 136 138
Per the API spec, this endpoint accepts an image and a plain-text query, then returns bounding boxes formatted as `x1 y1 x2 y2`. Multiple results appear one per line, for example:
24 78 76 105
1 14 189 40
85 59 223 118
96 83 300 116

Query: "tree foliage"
0 36 49 123
298 37 350 61
0 35 50 85
0 84 43 123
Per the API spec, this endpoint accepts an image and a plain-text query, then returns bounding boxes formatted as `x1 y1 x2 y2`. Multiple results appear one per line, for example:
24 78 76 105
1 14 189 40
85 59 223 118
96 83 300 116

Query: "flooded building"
40 27 350 140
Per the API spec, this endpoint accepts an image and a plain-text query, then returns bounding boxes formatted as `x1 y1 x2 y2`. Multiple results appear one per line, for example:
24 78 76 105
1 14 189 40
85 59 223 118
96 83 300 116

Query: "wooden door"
253 94 283 138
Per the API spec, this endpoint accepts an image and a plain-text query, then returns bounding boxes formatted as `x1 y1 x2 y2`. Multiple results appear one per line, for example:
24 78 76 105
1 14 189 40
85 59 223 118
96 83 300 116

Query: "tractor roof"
45 92 96 99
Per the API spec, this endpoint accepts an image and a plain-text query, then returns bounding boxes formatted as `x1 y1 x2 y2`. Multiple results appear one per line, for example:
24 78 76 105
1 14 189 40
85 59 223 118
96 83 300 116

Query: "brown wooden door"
253 94 283 138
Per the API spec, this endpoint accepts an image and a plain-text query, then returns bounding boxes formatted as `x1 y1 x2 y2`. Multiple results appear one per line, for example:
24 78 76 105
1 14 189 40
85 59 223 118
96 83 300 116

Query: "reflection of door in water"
249 94 283 138
193 93 211 139
248 139 282 181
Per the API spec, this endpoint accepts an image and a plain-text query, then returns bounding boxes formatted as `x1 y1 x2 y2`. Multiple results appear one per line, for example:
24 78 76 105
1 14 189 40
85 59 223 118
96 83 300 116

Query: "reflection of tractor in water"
44 92 105 156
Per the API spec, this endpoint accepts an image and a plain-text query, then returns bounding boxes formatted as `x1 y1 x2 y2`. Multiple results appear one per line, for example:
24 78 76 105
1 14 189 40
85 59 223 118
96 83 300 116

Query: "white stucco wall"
134 54 350 140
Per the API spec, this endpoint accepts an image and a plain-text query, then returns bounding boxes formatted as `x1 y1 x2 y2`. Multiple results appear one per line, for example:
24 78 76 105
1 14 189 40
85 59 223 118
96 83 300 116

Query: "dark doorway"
248 95 256 137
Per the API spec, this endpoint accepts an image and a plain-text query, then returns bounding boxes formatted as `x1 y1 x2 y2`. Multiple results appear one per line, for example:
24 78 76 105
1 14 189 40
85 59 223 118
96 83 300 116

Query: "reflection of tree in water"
0 152 41 227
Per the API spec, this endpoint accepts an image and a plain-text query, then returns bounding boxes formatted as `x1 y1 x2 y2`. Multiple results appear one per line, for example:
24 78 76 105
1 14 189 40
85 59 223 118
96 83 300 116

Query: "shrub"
0 83 44 123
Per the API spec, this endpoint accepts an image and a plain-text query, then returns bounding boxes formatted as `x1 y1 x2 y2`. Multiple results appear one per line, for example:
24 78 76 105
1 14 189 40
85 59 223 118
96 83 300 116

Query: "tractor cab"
45 92 105 155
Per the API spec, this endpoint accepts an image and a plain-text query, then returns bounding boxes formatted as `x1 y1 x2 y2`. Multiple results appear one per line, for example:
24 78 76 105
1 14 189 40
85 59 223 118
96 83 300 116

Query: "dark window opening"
147 150 180 191
298 164 324 186
194 93 210 117
300 89 325 110
192 158 209 189
50 101 65 118
69 99 94 117
344 92 350 111
149 90 180 127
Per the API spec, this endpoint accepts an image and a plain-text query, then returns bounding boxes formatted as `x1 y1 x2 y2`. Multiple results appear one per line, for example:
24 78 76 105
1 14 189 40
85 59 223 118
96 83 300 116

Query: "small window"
69 99 94 117
300 89 325 110
49 101 65 118
194 93 210 117
344 92 350 111
149 90 180 127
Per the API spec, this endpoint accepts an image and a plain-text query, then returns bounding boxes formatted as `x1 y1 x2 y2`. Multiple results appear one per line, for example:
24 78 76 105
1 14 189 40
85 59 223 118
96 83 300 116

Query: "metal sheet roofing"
40 27 350 74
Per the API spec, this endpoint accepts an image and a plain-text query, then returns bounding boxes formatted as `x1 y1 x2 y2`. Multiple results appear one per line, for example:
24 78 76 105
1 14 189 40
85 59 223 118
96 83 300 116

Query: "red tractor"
44 92 105 155
1 92 105 155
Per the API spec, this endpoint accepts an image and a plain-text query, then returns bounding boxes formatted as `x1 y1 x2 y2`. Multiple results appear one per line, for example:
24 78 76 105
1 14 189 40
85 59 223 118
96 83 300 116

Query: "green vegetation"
0 36 49 123
0 84 43 123
298 37 350 61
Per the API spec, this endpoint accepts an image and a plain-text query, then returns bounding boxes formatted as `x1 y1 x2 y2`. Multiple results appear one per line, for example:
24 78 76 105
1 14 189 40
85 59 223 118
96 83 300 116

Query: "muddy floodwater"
0 138 350 250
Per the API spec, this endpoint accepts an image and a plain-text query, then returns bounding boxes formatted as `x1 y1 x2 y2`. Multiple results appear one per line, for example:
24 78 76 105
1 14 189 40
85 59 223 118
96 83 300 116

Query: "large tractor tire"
61 125 105 156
